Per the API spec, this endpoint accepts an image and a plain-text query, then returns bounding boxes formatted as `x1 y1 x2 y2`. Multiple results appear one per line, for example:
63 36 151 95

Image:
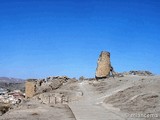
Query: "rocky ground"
92 75 160 120
1 74 160 120
0 100 76 120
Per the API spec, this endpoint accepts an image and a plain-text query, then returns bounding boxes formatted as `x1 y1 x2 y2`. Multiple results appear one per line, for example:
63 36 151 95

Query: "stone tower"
25 79 37 98
95 51 111 79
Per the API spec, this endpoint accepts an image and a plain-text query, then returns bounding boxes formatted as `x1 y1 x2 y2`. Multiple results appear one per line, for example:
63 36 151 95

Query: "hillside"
1 75 160 120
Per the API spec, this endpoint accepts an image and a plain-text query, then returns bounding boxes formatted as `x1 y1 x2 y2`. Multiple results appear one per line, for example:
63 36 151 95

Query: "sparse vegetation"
0 103 10 116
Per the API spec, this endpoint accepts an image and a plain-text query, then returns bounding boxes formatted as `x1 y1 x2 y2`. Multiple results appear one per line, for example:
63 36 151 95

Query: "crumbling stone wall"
25 76 69 99
95 51 111 79
25 79 37 98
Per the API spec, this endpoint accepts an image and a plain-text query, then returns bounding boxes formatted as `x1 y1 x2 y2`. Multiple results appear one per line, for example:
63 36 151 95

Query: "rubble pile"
123 71 153 76
25 76 69 98
25 76 81 105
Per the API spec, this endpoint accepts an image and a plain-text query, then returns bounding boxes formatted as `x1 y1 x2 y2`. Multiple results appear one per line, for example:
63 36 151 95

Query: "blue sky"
0 0 160 79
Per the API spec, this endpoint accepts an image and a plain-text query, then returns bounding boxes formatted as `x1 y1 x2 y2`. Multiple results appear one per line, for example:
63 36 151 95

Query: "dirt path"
69 81 126 120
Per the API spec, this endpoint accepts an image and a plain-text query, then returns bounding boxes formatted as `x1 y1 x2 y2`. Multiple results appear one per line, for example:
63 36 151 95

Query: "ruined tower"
95 51 111 79
25 79 37 98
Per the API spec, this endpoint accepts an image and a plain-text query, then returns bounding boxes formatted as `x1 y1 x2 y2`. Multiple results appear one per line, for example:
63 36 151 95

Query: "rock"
49 79 63 90
36 82 52 94
95 51 111 79
0 103 10 116
79 76 85 81
114 73 124 77
122 71 154 76
46 76 69 82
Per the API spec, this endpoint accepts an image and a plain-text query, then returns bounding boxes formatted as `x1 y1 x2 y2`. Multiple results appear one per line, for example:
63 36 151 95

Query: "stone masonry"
95 51 111 79
25 79 37 98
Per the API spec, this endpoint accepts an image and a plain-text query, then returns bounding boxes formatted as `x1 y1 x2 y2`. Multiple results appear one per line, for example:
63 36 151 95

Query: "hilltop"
1 74 160 120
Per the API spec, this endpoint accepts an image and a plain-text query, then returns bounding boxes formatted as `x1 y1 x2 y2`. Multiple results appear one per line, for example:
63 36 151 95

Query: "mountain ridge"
0 77 25 83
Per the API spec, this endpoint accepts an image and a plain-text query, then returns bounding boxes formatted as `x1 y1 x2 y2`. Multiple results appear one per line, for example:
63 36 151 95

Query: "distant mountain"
0 77 25 92
0 77 25 83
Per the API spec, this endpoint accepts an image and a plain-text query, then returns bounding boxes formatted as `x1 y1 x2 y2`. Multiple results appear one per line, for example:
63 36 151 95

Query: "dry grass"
0 103 10 115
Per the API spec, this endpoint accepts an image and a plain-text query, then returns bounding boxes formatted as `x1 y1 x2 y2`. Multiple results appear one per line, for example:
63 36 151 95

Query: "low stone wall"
33 92 69 104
